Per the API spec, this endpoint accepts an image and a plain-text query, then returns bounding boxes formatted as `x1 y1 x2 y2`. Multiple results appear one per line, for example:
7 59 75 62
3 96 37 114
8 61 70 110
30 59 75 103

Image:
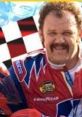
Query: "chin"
54 61 66 65
52 59 68 65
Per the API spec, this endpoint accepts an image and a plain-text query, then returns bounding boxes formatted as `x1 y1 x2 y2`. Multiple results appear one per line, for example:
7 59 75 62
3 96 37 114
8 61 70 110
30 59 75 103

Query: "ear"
38 30 44 46
76 38 81 45
77 30 82 44
39 29 43 39
79 29 82 40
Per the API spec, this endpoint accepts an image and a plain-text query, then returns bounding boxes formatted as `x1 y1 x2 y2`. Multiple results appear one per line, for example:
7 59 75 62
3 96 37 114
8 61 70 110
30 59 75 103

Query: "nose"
55 34 65 43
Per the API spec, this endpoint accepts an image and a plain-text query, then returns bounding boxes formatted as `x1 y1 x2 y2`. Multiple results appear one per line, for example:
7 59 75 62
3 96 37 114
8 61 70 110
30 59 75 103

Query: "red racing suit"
0 52 82 117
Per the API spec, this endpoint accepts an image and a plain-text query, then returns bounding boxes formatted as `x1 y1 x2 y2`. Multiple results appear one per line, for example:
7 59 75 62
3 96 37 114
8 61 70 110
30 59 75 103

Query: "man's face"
39 11 80 65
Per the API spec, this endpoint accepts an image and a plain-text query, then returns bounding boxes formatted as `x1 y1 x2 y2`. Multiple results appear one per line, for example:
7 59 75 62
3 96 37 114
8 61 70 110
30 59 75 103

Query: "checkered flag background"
0 15 43 68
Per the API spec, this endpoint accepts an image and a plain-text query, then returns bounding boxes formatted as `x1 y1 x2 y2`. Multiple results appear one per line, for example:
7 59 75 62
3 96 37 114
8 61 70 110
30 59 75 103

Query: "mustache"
50 43 69 51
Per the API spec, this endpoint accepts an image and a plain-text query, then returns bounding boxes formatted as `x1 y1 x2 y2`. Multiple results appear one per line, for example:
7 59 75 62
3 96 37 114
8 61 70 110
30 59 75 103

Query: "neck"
49 54 79 71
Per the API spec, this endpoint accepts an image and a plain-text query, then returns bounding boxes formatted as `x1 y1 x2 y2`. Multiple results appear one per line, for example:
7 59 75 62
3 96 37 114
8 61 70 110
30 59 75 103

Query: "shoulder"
12 53 46 81
13 53 45 69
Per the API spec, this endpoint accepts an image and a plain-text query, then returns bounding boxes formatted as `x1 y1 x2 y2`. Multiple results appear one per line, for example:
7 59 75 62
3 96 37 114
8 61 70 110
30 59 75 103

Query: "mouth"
50 43 69 52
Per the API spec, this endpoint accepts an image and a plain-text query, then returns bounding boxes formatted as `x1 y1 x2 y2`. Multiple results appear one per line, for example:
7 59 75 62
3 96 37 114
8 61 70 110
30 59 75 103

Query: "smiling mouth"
50 43 69 52
54 46 66 50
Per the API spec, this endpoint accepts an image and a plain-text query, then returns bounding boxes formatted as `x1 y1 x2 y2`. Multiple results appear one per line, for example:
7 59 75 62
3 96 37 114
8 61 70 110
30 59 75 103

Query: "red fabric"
10 108 41 117
0 93 12 115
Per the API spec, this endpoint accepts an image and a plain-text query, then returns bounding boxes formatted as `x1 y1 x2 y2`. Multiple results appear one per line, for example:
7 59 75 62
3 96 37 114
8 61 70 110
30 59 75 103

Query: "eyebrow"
47 29 76 35
47 29 57 32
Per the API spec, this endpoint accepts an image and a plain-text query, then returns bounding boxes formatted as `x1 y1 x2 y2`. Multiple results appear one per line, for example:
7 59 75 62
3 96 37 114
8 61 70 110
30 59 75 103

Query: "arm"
0 63 27 116
0 54 44 116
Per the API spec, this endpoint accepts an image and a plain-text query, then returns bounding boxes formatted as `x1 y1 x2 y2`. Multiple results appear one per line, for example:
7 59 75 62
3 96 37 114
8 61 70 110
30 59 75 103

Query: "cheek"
66 37 75 47
44 41 52 50
68 41 74 51
68 40 78 55
43 38 51 47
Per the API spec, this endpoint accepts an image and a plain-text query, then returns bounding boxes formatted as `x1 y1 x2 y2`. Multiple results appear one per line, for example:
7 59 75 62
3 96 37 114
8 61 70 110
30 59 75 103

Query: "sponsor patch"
40 81 55 93
13 60 27 82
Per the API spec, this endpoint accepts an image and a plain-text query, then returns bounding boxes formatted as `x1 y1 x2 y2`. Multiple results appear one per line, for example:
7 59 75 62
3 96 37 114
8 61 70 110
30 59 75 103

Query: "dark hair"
39 2 82 30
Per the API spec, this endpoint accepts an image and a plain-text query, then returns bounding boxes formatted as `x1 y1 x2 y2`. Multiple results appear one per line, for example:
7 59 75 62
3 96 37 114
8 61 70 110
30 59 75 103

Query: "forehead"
43 11 77 29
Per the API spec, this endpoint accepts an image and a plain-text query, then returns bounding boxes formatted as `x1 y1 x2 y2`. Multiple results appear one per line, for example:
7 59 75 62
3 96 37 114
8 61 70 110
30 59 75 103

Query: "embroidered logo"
13 60 26 82
40 81 55 93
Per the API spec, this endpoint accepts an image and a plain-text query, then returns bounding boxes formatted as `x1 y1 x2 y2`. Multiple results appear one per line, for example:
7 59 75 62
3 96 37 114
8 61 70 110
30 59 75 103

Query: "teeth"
55 46 65 50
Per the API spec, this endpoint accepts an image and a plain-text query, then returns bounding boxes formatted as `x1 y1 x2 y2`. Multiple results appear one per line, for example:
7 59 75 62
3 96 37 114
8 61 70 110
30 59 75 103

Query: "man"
0 1 82 117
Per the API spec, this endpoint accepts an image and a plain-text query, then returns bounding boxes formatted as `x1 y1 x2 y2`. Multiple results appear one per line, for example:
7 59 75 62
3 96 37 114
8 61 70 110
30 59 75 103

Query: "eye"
63 31 73 36
47 32 57 37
